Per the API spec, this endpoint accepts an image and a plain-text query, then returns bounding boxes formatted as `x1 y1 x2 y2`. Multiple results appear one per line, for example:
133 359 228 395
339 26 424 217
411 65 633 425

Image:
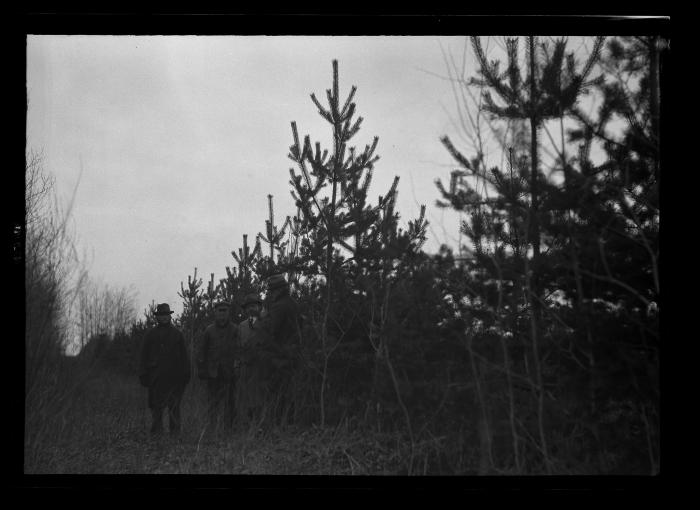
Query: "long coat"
139 323 191 409
263 293 301 347
198 321 240 380
236 316 267 413
259 293 301 385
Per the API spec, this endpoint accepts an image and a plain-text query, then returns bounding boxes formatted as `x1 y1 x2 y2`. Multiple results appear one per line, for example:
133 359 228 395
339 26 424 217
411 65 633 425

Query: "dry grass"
24 368 412 475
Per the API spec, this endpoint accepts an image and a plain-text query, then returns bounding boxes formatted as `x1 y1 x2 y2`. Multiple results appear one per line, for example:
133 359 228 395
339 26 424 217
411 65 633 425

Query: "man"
236 293 266 427
259 274 301 425
261 274 301 346
197 300 240 432
139 303 191 436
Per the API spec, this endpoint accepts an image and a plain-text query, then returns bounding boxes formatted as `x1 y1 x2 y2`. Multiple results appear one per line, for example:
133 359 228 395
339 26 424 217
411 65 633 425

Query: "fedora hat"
154 303 175 316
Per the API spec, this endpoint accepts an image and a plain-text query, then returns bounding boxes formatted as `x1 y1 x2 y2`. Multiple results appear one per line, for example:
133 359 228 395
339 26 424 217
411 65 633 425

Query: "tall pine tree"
436 35 659 474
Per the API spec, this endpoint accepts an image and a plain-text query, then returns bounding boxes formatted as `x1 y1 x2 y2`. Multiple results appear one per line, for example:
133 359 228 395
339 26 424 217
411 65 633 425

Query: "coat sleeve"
179 330 191 383
264 299 288 344
138 330 153 386
198 327 209 364
197 327 210 378
261 300 299 365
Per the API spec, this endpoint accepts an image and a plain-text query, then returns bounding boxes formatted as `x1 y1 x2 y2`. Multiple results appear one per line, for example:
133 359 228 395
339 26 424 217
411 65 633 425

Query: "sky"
26 35 599 319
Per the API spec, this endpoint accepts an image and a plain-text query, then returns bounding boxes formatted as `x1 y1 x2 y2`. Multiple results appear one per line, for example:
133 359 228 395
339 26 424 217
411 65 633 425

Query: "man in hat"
236 292 267 427
259 274 301 424
197 300 240 432
139 303 191 436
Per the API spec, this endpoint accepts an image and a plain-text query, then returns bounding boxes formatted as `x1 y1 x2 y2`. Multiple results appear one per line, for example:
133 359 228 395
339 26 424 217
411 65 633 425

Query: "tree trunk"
648 36 661 182
527 36 550 474
528 36 541 302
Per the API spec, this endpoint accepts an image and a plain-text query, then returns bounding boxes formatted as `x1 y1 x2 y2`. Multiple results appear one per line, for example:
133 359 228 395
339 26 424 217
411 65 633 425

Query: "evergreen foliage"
40 41 661 475
434 36 661 474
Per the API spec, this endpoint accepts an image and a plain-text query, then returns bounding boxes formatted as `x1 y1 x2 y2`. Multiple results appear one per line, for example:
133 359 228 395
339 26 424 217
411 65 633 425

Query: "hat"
266 274 289 291
155 303 175 315
214 300 231 309
242 293 262 307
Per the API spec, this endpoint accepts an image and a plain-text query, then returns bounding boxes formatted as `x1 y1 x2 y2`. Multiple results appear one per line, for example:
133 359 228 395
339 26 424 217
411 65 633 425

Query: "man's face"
214 307 230 324
156 313 171 325
245 303 261 318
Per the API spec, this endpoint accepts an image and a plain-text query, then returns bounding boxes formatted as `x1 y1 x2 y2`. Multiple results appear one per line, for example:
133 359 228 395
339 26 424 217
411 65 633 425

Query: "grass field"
24 368 416 475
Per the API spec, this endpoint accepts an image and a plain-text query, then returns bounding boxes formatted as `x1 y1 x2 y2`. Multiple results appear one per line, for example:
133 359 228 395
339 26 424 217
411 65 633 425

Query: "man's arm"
138 331 152 386
261 300 299 367
179 330 191 383
262 299 290 344
197 327 211 379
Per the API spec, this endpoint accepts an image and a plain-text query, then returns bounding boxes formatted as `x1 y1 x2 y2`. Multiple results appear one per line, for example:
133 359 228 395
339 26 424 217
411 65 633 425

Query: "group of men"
138 274 300 436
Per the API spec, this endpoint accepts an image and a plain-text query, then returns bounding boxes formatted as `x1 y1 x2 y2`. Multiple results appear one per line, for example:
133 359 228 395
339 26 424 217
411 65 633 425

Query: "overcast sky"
26 35 481 317
27 35 600 319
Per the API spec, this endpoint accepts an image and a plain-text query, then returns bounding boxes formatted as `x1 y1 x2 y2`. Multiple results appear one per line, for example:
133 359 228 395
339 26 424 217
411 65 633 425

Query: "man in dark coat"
259 274 301 425
139 303 191 436
236 293 267 427
197 300 240 432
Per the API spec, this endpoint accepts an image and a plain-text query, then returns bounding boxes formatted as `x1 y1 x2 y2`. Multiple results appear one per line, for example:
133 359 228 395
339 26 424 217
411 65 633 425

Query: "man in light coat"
197 300 240 432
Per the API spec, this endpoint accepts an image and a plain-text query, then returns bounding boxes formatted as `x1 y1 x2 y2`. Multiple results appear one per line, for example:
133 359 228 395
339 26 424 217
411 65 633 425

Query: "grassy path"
25 369 407 475
38 428 349 474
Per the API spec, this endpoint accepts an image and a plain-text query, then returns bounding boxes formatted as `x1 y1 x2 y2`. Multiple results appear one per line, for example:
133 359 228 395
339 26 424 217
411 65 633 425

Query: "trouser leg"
223 379 236 430
207 379 224 430
247 372 263 428
286 375 297 424
168 395 182 434
271 376 289 426
235 375 248 427
151 407 164 434
249 406 262 429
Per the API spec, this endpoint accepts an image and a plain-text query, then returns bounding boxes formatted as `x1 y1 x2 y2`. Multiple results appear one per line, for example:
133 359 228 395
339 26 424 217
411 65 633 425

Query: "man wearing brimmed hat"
236 292 266 426
138 303 191 436
259 273 301 425
197 300 240 431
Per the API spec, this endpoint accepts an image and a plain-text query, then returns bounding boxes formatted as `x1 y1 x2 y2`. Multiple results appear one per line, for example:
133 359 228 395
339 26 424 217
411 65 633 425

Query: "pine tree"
434 35 666 474
178 267 209 373
287 60 428 429
256 195 304 285
557 35 661 474
437 35 662 474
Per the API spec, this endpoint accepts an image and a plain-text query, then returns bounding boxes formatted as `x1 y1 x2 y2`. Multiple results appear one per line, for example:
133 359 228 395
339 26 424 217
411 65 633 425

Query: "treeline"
31 36 662 475
431 36 661 475
25 148 88 463
24 144 144 471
